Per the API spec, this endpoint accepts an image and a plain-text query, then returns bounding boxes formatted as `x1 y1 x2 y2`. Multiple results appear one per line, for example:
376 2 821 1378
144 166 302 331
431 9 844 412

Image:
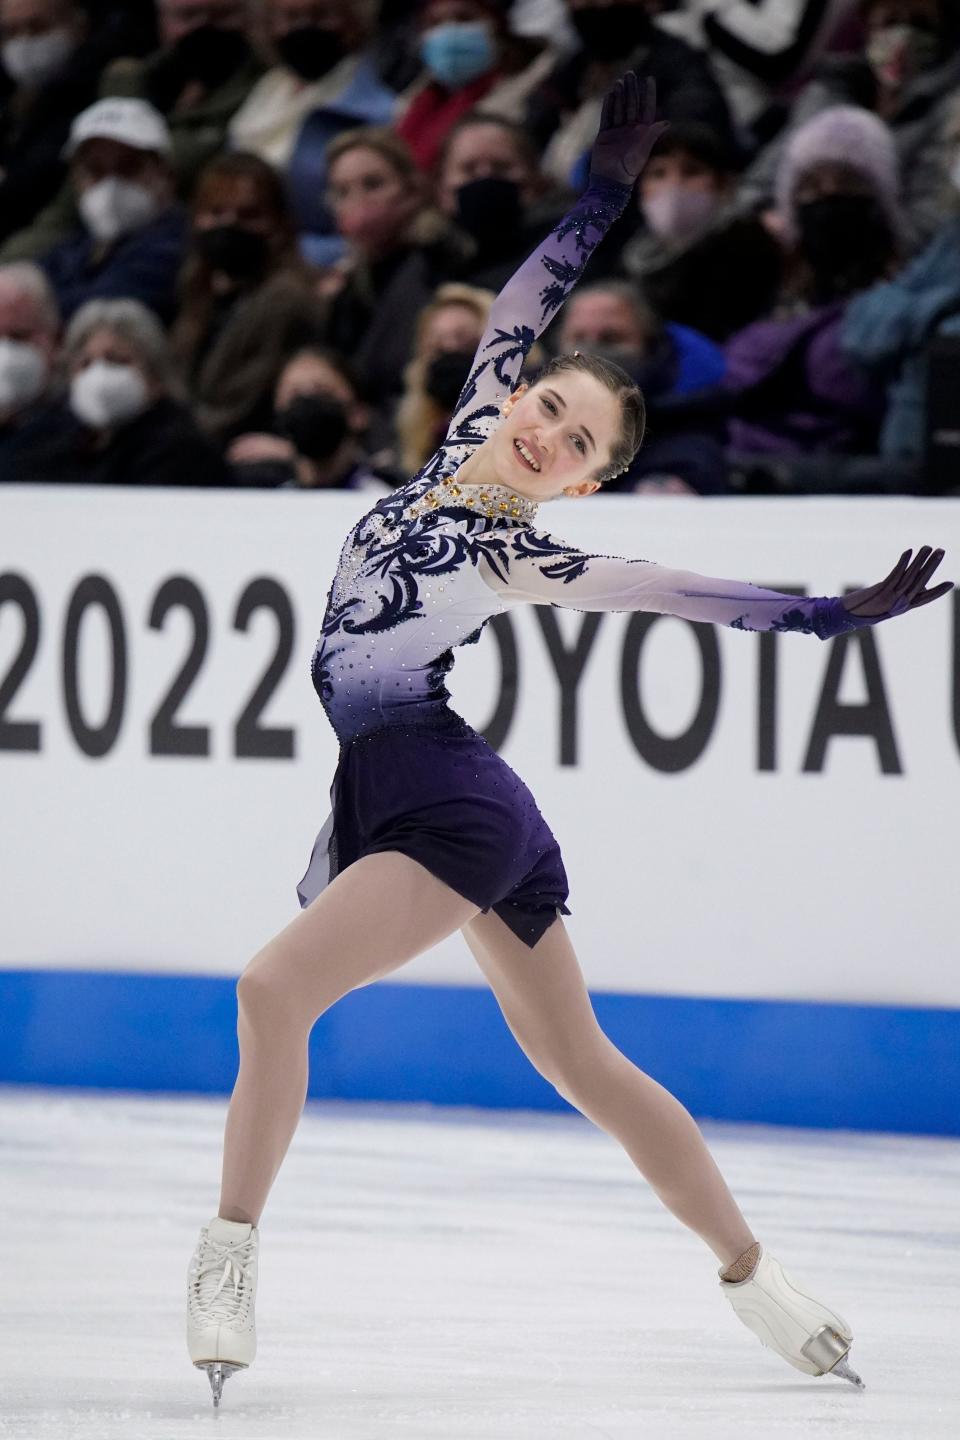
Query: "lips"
513 436 542 472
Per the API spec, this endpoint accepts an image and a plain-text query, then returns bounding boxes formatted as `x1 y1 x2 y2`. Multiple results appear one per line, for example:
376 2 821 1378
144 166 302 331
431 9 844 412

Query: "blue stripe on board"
1 969 957 1135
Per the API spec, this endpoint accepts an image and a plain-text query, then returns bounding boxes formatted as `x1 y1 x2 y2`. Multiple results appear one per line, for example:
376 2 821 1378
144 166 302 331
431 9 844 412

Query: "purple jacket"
722 300 883 456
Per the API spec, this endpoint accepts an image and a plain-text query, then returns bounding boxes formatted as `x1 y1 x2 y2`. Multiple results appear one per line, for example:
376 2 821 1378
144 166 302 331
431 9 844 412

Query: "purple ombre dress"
297 177 872 947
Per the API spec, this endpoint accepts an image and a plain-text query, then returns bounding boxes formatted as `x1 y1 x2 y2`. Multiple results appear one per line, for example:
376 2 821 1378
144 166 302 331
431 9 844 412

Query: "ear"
562 479 602 498
500 381 528 419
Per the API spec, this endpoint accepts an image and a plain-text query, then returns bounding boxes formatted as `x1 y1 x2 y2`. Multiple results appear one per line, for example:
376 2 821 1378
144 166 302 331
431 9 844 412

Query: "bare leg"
219 852 479 1226
461 911 756 1268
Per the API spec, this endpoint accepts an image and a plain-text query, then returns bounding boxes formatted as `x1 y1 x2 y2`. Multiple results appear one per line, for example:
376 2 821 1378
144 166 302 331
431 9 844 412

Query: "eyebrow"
543 387 596 452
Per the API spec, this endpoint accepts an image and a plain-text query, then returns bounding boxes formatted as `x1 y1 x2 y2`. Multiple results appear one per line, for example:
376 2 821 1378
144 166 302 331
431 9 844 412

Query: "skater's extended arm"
477 537 953 638
444 75 666 447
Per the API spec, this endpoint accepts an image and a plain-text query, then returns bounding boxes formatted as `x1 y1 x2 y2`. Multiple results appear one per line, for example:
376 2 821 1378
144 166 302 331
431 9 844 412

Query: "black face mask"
277 393 350 460
795 194 892 298
195 224 271 282
156 24 251 97
274 26 347 82
425 350 474 410
570 4 652 63
454 177 523 247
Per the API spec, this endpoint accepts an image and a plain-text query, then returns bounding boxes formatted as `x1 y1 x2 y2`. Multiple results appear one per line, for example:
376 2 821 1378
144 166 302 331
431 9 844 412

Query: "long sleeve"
444 176 633 447
477 528 870 639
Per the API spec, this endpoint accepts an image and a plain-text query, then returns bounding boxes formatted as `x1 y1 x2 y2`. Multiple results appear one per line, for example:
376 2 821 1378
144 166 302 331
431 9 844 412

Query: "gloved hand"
842 546 953 620
588 72 668 191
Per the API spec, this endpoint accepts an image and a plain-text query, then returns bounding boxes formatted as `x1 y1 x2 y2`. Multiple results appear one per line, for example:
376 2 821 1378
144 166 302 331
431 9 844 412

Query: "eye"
540 396 557 415
572 435 586 455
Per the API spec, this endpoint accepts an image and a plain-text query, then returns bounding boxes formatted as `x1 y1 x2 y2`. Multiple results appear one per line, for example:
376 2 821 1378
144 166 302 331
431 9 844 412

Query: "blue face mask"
420 21 495 90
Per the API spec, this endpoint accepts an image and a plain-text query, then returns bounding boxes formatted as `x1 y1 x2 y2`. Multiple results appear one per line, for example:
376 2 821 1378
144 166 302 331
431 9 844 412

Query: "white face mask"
1 26 75 87
70 361 150 429
0 338 48 413
643 185 719 242
78 177 161 244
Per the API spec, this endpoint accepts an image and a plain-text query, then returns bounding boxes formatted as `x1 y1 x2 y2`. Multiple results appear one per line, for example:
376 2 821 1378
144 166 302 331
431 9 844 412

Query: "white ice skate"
187 1216 259 1407
720 1247 865 1388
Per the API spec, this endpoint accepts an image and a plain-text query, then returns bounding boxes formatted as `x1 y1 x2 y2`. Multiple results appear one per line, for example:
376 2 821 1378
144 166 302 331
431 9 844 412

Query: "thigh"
461 910 607 1076
242 851 479 1021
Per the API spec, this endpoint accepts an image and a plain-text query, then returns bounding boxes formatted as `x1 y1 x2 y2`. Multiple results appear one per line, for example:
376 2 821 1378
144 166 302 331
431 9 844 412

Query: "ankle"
719 1241 762 1283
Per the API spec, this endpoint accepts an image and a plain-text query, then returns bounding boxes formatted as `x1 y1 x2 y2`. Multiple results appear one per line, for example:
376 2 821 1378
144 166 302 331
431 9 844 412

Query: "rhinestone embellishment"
403 473 539 524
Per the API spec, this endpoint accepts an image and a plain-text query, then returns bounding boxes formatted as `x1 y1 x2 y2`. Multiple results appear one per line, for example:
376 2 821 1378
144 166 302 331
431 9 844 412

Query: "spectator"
321 126 468 440
394 281 493 475
435 110 571 291
526 0 735 188
0 0 95 241
102 0 266 192
659 0 861 139
395 0 561 172
228 0 397 265
1 0 265 263
738 0 960 243
171 150 327 444
557 280 730 494
229 344 394 489
722 105 901 458
36 97 186 324
842 98 960 462
14 296 231 483
0 260 59 475
622 121 784 340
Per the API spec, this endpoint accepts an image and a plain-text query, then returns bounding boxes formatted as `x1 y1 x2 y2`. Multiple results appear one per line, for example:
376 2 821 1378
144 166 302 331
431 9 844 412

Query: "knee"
236 956 298 1029
538 1032 617 1106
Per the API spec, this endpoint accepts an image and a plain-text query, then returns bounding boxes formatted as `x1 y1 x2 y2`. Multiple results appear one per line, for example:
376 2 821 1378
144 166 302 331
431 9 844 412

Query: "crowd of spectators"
2 0 960 496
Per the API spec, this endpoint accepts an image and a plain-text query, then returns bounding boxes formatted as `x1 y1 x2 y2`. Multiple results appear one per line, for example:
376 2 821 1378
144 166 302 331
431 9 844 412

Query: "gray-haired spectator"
13 297 231 484
36 97 187 324
0 261 60 475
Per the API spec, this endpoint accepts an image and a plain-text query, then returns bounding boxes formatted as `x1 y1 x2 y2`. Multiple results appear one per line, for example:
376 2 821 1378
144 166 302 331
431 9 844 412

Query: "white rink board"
1 486 957 1005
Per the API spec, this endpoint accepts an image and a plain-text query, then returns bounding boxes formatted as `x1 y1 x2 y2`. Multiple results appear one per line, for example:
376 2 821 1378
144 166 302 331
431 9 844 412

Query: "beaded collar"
403 473 540 524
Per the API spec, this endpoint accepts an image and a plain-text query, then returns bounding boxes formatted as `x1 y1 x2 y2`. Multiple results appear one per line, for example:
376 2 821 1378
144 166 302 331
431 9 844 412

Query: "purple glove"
588 72 668 191
841 546 953 622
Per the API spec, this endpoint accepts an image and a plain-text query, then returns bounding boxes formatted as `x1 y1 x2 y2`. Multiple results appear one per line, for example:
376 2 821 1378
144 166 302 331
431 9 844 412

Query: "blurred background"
2 0 959 1134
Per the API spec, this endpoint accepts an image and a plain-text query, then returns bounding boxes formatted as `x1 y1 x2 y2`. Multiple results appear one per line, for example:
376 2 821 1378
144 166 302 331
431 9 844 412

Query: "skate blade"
801 1325 865 1389
194 1360 246 1407
830 1355 866 1391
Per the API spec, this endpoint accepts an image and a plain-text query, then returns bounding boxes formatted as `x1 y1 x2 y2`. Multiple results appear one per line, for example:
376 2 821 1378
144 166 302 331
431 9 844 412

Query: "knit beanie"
775 105 905 243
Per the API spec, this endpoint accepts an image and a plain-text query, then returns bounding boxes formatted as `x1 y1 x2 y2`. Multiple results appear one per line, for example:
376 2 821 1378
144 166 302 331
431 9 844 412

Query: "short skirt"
296 712 570 948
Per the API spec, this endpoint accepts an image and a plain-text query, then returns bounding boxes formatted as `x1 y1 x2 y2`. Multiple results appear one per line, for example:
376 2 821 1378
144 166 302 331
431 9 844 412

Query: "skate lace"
192 1236 256 1324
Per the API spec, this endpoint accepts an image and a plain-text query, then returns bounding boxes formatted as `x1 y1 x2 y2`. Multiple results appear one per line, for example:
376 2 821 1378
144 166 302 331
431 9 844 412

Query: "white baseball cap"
64 98 173 160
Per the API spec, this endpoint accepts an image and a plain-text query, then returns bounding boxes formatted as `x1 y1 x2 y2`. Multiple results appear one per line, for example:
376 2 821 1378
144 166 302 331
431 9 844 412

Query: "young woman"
186 74 951 1407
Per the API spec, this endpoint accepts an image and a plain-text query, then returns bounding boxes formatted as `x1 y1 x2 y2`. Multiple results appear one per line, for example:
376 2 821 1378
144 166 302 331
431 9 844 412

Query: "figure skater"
186 74 951 1407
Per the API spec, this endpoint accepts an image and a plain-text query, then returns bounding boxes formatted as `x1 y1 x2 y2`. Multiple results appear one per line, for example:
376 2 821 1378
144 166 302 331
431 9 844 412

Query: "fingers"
910 579 954 608
898 544 933 595
601 72 658 131
905 547 944 602
884 548 912 590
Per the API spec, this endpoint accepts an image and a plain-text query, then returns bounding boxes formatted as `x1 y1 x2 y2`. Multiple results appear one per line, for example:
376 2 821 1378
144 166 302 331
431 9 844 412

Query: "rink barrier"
1 969 958 1136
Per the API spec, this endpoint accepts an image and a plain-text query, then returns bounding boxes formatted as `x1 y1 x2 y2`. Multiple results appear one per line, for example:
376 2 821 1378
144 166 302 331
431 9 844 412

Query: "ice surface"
2 1088 958 1440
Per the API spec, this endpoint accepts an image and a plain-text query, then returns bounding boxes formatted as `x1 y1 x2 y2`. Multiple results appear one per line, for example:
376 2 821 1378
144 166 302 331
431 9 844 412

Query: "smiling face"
489 369 623 500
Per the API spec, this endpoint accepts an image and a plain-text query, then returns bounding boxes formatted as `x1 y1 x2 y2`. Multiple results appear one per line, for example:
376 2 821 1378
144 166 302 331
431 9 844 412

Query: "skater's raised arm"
477 538 953 639
444 74 666 447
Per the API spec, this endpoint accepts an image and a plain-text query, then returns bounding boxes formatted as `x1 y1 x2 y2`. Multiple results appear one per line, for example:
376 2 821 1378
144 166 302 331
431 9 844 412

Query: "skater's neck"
454 443 539 502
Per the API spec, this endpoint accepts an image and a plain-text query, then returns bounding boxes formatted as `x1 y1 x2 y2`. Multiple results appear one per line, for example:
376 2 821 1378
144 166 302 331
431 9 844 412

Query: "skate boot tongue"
207 1217 254 1244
